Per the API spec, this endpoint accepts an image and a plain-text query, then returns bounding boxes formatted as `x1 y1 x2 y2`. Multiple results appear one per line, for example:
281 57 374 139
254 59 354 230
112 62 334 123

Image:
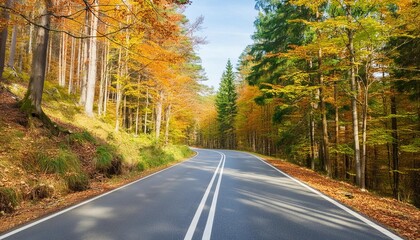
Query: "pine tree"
216 60 237 149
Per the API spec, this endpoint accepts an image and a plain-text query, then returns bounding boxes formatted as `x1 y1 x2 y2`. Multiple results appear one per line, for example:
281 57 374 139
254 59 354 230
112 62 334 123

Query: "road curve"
0 149 401 240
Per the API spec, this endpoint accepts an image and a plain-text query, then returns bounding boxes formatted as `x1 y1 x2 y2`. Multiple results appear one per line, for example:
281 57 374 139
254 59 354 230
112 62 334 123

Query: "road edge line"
246 152 403 240
0 152 201 240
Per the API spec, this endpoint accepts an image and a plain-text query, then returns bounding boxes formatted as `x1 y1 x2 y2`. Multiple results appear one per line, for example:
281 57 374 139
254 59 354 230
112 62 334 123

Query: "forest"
0 0 419 238
0 0 204 141
195 0 420 207
0 0 419 229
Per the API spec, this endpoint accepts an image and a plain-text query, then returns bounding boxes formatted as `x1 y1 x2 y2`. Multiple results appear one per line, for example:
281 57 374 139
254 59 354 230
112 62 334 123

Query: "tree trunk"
20 0 57 133
58 33 62 85
334 80 339 178
22 0 51 114
68 36 76 94
319 52 330 175
0 0 12 77
98 41 107 115
383 89 394 192
76 38 82 90
79 10 90 105
391 91 400 200
84 0 99 116
310 108 316 170
46 33 52 73
135 97 140 135
361 82 368 190
252 130 256 152
8 25 17 68
144 88 149 134
123 94 127 129
155 90 164 141
164 104 172 145
58 32 67 87
103 61 110 116
317 10 330 176
28 10 34 54
115 47 122 132
346 7 362 187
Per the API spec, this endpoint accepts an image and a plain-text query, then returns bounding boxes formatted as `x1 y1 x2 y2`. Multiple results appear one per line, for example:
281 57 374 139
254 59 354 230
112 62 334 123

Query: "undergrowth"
95 145 122 176
36 149 81 175
0 187 21 213
137 145 193 171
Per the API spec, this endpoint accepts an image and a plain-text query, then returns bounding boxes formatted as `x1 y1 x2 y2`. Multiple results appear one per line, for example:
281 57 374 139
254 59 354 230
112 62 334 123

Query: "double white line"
184 151 226 240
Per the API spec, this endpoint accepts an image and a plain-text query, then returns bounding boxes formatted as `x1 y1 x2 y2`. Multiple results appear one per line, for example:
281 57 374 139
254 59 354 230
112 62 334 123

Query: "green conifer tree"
216 60 237 149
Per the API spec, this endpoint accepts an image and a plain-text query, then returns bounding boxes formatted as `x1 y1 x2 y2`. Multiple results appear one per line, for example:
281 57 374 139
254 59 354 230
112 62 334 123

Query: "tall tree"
215 60 237 149
84 0 99 117
20 0 56 132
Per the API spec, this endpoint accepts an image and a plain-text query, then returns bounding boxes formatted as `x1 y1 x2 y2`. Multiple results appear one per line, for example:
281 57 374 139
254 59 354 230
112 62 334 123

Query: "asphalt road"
0 149 402 240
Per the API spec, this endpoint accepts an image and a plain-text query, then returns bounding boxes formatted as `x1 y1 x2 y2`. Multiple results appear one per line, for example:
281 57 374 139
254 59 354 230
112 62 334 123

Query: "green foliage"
330 144 354 155
164 145 193 160
36 150 81 175
136 161 146 171
138 145 192 170
140 145 175 168
0 187 21 213
247 0 310 86
277 124 308 160
273 106 295 123
400 138 420 153
32 148 90 192
96 146 113 170
95 145 122 176
216 60 238 148
367 128 394 146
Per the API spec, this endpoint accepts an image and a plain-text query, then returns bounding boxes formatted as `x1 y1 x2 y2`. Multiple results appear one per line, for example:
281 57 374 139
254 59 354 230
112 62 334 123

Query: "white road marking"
0 152 200 240
247 152 403 240
184 151 224 240
202 152 225 240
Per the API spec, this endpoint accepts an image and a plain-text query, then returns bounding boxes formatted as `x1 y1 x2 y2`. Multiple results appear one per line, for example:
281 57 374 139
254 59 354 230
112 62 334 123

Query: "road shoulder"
256 154 419 240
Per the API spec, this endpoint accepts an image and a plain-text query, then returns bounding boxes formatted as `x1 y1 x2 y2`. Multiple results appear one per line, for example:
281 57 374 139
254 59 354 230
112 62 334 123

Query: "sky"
184 0 258 89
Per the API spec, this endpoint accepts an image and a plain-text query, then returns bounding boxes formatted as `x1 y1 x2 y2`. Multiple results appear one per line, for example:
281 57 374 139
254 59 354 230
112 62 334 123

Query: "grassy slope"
0 71 193 230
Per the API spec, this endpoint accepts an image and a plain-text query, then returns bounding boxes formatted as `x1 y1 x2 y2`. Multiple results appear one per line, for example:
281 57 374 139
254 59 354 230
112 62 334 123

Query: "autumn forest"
196 0 420 207
0 0 419 233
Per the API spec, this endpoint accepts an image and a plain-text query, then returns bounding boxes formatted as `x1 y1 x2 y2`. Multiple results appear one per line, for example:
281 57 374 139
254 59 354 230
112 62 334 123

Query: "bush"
164 145 193 160
140 145 175 169
64 172 89 192
136 145 193 171
29 184 54 200
95 145 113 170
136 161 146 171
0 187 20 213
95 145 122 176
36 150 80 175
